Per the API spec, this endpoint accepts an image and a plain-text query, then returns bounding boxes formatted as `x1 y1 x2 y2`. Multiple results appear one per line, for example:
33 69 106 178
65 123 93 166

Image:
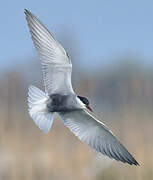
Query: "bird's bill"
87 105 93 112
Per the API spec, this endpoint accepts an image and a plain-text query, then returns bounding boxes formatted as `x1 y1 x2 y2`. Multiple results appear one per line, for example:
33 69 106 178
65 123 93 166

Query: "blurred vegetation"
0 55 153 180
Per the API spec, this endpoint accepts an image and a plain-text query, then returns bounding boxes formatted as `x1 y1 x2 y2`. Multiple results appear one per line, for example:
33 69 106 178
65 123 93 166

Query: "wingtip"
24 9 28 14
24 9 32 17
127 158 140 166
134 160 140 166
118 157 139 166
129 157 140 166
131 155 140 166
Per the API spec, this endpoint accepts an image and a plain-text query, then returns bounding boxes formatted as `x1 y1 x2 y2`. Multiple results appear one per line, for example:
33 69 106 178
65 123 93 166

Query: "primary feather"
25 9 74 95
58 109 139 166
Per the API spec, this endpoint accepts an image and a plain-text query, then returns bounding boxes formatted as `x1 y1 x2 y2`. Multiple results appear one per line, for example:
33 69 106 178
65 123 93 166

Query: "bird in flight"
24 9 139 166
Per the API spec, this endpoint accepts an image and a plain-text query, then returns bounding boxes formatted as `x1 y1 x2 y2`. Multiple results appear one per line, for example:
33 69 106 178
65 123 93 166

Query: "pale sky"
1 0 153 70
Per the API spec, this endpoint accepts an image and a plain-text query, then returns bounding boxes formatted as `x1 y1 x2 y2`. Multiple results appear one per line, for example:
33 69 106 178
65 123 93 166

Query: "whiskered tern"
25 9 139 166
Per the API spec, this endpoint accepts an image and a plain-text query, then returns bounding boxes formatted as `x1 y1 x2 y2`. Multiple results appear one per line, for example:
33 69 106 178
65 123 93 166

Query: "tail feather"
28 85 54 133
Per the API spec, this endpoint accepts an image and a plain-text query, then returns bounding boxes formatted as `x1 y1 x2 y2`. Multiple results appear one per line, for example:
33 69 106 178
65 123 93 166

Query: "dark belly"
46 94 78 112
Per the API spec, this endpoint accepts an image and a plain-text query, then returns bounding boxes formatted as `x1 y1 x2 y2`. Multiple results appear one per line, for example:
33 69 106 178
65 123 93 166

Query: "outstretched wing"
58 109 139 165
25 9 74 95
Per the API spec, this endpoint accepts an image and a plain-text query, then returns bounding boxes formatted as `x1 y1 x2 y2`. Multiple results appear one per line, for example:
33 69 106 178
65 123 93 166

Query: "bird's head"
77 96 93 112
